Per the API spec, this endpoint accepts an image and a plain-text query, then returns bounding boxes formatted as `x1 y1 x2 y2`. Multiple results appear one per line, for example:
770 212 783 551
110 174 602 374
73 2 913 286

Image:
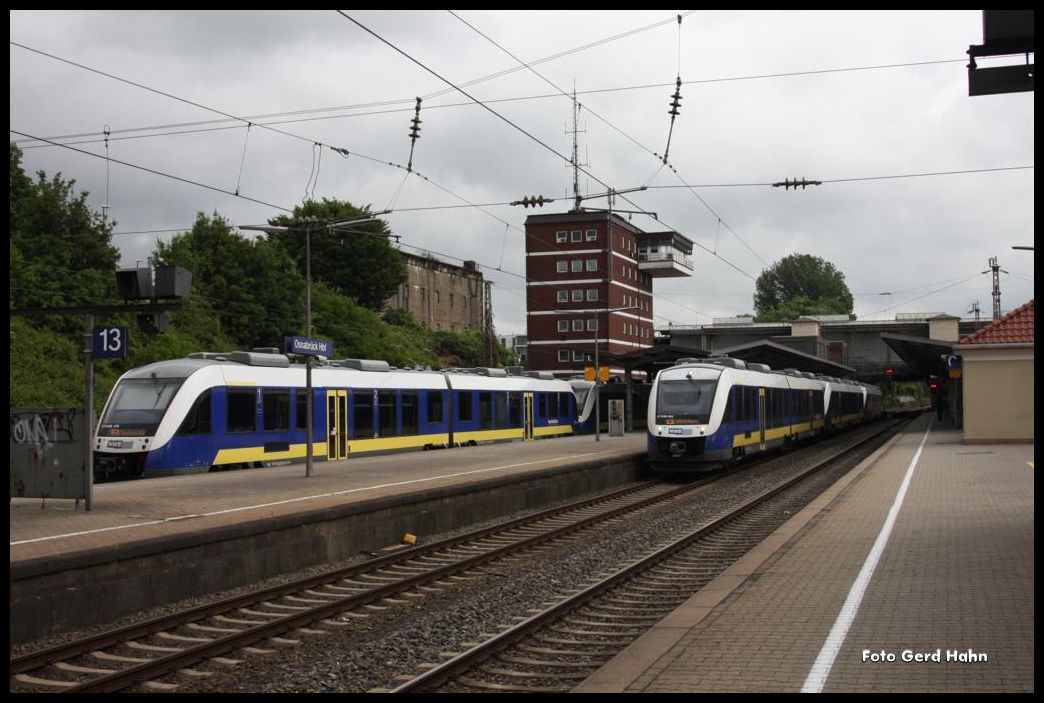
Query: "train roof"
118 352 573 391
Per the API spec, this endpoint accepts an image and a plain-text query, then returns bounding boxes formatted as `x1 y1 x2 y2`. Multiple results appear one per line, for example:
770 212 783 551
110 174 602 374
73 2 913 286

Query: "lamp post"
239 213 388 477
593 305 639 442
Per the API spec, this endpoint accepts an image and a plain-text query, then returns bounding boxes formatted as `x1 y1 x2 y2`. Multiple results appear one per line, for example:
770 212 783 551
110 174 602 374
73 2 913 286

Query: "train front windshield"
656 379 718 424
98 378 184 437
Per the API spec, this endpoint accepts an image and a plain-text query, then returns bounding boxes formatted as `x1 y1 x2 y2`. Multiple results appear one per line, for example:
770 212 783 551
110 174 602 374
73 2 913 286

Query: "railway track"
11 474 727 693
390 419 904 693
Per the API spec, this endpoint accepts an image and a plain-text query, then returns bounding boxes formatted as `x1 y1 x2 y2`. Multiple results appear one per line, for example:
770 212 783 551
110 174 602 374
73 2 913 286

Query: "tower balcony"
637 230 694 278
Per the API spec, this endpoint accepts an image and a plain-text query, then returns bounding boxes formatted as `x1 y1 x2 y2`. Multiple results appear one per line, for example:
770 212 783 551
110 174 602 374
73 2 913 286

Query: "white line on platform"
800 418 933 693
11 451 612 547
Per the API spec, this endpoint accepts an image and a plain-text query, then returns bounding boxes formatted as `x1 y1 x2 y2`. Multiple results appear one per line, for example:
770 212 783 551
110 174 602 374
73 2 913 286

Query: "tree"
10 143 119 312
154 212 305 348
753 254 854 322
267 198 406 311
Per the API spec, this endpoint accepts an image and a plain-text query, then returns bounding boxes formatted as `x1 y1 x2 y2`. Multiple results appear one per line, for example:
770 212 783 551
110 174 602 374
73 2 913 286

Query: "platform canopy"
881 333 954 377
602 339 854 378
714 339 856 377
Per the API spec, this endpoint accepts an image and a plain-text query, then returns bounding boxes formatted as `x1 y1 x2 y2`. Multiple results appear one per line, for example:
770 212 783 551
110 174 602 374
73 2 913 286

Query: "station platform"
10 432 646 645
575 414 1034 693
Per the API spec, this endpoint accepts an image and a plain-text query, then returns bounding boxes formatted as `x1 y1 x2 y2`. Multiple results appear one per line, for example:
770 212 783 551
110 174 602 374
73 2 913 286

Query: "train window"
97 378 184 436
495 391 508 428
427 391 444 424
458 391 474 422
378 391 397 436
263 390 290 432
176 389 211 435
354 389 375 439
227 389 256 433
507 392 521 427
401 391 418 435
549 392 560 419
295 391 307 431
656 379 717 424
479 392 494 430
538 393 547 419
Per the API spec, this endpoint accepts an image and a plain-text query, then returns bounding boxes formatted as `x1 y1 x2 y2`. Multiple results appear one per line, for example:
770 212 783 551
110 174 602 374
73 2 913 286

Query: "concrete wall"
961 352 1034 443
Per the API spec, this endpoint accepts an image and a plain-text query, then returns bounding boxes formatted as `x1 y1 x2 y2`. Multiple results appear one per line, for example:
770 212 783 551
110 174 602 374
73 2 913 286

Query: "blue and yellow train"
93 350 579 480
647 356 883 472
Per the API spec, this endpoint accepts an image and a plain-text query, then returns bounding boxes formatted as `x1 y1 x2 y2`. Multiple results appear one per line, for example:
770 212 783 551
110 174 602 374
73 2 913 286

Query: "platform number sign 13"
92 326 129 359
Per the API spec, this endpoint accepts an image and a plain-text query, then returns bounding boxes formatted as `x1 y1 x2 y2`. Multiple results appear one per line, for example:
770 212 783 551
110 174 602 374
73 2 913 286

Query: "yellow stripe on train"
211 426 573 466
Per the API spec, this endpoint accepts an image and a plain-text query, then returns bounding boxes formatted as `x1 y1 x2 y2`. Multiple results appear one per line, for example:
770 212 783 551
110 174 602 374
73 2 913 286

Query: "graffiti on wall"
10 408 86 500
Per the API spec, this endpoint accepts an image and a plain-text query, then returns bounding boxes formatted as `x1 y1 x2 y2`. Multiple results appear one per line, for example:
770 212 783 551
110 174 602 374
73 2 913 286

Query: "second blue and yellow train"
647 356 883 471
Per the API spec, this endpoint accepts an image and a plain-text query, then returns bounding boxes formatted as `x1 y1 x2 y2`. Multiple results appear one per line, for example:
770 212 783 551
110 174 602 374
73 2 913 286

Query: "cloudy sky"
10 10 1034 335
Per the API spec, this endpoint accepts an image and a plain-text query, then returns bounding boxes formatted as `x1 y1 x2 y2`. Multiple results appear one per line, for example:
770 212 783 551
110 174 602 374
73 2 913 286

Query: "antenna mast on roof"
967 301 981 323
567 87 586 212
983 257 1008 322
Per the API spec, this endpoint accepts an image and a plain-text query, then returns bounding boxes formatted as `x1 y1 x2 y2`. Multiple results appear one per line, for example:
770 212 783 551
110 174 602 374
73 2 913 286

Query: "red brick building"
524 211 693 376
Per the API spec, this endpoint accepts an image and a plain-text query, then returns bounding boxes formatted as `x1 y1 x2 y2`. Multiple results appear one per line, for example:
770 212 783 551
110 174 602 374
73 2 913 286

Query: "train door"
326 389 347 461
523 392 534 440
758 387 766 450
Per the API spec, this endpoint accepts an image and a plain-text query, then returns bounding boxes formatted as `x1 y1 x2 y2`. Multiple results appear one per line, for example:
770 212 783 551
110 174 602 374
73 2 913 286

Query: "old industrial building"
385 253 490 334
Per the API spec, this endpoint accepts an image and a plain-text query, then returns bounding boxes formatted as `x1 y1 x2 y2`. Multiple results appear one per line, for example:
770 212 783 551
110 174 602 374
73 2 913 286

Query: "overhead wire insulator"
661 76 683 164
772 178 823 190
407 97 422 173
668 76 683 116
511 195 552 208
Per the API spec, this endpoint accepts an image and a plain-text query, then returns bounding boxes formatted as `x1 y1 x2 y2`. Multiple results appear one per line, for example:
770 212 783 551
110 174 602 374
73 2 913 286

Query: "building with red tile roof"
956 299 1033 443
959 299 1034 345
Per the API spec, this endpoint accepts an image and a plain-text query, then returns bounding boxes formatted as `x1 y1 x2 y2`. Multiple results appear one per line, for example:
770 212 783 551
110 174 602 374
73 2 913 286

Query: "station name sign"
284 336 333 357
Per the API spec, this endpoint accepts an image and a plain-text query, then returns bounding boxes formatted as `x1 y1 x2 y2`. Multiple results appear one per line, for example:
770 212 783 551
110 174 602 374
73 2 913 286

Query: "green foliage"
756 296 850 323
883 380 929 409
9 150 504 412
154 212 305 348
432 330 486 368
753 254 854 321
309 282 438 367
497 342 519 367
268 199 406 310
10 143 120 332
382 307 424 330
9 318 84 408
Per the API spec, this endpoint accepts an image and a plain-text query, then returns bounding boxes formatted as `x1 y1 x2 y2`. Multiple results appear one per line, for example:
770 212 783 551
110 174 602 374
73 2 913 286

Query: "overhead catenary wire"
10 19 1018 321
10 129 294 214
442 11 769 274
234 122 252 197
13 35 968 153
